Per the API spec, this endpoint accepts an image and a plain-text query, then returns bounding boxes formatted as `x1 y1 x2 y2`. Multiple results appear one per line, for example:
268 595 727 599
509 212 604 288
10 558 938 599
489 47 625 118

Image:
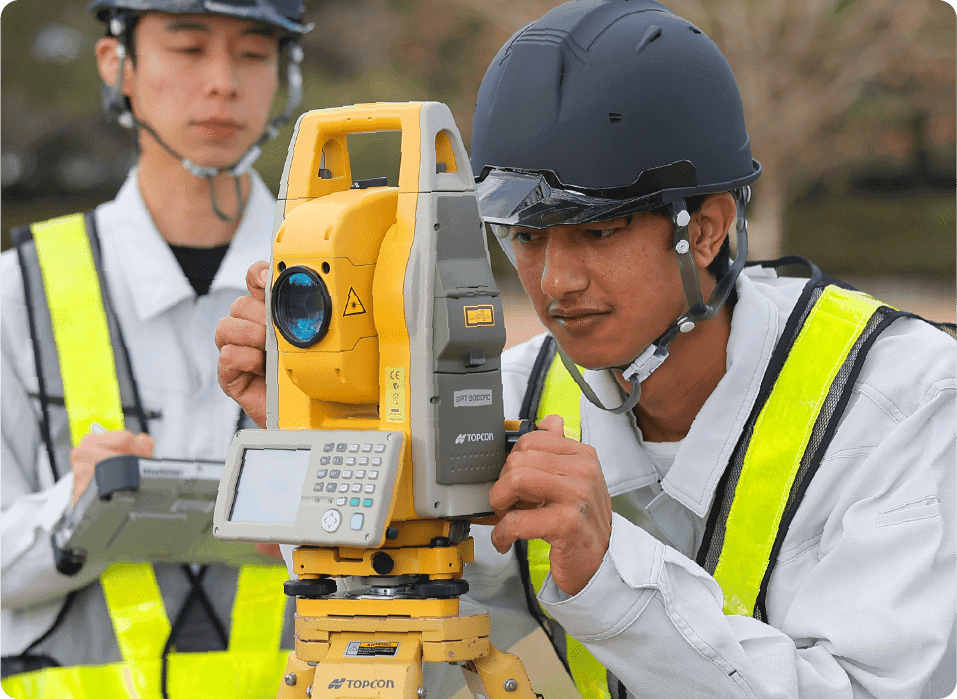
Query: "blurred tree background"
2 0 955 294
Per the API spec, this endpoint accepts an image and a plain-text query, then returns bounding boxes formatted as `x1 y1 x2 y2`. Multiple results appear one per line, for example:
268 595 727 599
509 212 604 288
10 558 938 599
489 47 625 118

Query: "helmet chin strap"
554 187 751 415
102 15 304 223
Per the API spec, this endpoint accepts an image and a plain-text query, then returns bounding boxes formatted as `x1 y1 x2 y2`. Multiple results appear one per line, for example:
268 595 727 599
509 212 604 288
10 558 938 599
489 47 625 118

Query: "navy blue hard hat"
472 0 760 229
88 0 311 36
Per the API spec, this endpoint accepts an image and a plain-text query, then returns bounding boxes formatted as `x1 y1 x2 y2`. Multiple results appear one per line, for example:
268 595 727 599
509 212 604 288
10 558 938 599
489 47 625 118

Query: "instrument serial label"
453 389 493 407
345 641 400 657
463 304 495 327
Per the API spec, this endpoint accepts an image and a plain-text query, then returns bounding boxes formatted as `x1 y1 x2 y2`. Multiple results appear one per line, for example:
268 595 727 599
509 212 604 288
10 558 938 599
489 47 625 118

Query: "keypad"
315 439 385 522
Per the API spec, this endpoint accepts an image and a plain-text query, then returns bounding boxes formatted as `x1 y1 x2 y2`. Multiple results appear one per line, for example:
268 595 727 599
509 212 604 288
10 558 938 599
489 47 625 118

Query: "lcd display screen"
229 448 311 524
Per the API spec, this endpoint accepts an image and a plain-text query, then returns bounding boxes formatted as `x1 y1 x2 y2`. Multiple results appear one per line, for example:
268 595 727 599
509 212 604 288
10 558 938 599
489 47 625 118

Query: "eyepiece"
272 265 332 348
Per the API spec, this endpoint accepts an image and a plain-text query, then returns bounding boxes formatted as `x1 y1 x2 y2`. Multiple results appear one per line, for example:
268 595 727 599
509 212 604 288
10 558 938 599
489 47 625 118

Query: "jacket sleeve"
536 375 956 699
1 252 107 610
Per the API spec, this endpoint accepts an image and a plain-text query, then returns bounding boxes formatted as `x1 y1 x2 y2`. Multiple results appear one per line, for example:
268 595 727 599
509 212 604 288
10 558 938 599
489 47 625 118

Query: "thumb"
536 413 566 436
132 433 155 458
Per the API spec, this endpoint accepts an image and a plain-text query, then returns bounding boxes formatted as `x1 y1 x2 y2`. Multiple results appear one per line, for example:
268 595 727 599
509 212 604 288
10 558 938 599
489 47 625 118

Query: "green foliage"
786 190 956 278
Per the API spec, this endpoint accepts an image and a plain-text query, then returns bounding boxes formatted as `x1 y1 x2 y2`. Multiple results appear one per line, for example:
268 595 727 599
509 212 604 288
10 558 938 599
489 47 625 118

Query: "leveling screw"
504 678 518 692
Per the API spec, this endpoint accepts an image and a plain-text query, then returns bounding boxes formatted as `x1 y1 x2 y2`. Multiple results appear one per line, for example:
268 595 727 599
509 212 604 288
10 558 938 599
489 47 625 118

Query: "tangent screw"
504 678 518 692
283 673 297 686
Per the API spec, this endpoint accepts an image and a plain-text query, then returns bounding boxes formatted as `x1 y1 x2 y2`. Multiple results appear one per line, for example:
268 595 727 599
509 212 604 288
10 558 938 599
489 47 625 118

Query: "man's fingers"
75 429 137 451
132 433 155 458
218 344 267 381
490 506 566 554
216 314 266 352
246 260 269 301
536 413 566 436
256 543 283 559
510 416 591 457
489 461 584 514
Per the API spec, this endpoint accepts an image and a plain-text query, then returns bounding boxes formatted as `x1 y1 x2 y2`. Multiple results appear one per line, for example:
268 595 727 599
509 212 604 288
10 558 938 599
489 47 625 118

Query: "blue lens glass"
284 272 324 343
273 267 331 347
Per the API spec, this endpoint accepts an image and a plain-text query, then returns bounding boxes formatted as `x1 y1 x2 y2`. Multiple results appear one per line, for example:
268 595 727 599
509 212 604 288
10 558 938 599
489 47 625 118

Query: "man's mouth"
193 118 244 138
547 306 611 335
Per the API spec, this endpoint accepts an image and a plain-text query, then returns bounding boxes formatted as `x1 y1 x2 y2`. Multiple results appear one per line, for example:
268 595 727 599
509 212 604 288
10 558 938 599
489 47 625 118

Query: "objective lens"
272 265 332 348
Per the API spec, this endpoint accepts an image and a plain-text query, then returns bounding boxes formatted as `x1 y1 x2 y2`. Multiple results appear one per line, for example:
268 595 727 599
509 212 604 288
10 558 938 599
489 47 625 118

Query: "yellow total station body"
213 102 539 698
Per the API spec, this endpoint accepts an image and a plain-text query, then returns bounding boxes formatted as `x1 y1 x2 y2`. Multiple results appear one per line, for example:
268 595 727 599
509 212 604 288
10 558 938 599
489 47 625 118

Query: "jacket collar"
95 168 276 322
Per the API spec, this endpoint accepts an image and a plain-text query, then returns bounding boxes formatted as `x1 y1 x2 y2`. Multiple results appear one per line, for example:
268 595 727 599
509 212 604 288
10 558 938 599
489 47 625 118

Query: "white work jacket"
450 268 956 699
0 170 284 663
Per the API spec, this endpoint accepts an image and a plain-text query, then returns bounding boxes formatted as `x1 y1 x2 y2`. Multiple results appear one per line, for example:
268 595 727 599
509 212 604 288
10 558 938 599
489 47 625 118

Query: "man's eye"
585 227 618 239
511 230 534 244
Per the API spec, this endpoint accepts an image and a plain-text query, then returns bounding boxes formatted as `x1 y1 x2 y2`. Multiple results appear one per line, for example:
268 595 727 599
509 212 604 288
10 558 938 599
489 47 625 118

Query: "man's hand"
489 414 612 596
70 430 154 506
216 261 269 428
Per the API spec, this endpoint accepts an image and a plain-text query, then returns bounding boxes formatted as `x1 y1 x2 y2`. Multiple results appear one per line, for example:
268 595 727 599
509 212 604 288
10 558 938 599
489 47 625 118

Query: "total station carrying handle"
279 101 474 202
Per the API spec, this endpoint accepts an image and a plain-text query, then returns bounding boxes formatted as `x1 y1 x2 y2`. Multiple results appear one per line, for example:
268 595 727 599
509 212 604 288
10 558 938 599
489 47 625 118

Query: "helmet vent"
689 25 702 34
609 113 623 124
635 25 662 54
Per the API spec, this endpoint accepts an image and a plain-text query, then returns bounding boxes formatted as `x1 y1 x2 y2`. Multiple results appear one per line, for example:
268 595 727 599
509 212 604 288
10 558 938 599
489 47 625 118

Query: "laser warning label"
343 287 367 316
344 641 400 657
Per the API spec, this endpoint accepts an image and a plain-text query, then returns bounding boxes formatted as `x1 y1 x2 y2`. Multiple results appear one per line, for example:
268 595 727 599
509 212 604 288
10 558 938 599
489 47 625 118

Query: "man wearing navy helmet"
1 1 311 696
465 2 956 698
214 1 956 697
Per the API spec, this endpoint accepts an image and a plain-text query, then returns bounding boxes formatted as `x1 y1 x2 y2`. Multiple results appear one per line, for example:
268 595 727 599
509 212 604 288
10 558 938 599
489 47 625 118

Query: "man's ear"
690 192 736 269
95 36 129 92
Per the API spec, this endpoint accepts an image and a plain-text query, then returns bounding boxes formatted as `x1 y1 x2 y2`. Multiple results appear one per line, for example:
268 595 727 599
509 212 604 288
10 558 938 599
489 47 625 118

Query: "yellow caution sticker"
463 304 495 327
344 641 400 657
343 287 367 316
385 367 406 423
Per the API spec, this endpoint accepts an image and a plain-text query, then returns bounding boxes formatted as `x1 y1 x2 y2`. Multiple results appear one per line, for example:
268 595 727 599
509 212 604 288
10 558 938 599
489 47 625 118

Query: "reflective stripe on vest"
30 213 125 444
522 281 887 699
711 284 882 616
1 563 290 699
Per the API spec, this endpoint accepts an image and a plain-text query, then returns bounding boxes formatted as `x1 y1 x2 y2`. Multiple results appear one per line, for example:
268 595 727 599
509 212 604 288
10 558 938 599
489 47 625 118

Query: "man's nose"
204 50 240 99
540 234 588 299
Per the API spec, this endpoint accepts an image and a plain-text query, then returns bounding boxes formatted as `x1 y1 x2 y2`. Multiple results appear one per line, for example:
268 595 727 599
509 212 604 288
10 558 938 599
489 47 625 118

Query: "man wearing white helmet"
1 1 311 696
215 1 956 698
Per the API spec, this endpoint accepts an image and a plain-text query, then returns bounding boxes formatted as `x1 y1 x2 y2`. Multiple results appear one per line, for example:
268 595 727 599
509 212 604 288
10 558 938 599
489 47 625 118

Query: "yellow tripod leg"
462 645 541 699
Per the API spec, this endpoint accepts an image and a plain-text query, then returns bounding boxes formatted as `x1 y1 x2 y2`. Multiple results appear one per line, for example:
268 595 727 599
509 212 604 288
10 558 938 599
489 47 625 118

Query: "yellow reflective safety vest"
515 259 956 699
3 213 289 698
2 564 290 699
